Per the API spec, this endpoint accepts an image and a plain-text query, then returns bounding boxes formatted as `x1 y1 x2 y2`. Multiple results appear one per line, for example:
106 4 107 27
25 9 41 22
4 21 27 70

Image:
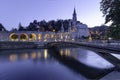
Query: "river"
0 47 114 80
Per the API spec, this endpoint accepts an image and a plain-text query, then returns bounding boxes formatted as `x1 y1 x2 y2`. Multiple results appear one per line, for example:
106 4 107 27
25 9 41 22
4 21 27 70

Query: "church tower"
71 8 77 32
72 8 77 22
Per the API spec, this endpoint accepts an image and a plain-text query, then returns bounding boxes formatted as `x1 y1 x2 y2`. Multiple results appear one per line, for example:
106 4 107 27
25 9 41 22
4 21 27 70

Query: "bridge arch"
44 34 51 42
20 33 28 41
38 34 42 41
9 33 19 41
29 33 37 41
58 33 63 40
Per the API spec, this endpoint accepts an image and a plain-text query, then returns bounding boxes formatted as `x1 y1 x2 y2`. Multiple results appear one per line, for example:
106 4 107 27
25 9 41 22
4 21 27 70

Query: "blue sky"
0 0 105 30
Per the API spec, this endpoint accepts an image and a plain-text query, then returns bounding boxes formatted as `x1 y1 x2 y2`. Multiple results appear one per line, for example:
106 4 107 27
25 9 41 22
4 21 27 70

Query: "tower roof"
72 7 77 22
73 7 76 15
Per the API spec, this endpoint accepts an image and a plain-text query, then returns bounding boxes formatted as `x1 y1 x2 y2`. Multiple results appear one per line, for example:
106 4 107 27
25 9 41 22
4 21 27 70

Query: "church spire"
73 7 77 22
73 7 76 15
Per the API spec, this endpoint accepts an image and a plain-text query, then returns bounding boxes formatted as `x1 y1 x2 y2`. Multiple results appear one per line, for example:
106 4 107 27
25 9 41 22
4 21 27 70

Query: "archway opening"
44 34 50 42
29 33 37 41
9 33 18 41
20 33 28 41
58 33 63 41
38 34 42 41
51 33 56 41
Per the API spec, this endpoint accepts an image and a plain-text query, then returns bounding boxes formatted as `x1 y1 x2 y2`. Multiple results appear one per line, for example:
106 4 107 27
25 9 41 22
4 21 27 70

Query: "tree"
55 20 62 32
18 23 25 31
63 20 69 32
0 23 6 31
100 0 120 39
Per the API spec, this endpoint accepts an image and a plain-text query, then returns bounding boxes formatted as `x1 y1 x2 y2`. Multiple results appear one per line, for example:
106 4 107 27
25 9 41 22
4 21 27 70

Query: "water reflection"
48 47 114 79
0 49 86 80
21 53 28 60
0 49 50 62
44 49 48 59
60 49 71 57
37 52 41 58
9 54 18 61
31 52 37 59
59 48 114 69
0 48 115 80
0 48 114 69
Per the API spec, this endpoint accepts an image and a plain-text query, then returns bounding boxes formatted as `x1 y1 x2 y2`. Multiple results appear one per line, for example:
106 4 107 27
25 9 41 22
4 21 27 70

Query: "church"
0 8 90 42
67 8 90 38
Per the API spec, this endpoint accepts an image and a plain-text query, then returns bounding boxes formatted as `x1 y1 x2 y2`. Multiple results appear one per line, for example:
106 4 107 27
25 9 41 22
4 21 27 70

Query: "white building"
68 8 90 38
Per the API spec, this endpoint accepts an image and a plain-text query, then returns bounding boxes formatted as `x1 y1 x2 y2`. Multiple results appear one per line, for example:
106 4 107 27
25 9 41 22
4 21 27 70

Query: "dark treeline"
11 19 73 32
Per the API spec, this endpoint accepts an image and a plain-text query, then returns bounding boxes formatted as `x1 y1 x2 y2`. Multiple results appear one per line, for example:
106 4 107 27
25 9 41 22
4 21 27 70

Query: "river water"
0 47 114 80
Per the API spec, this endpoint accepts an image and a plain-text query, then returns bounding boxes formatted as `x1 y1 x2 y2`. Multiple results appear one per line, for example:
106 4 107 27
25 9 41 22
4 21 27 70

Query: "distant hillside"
89 25 109 39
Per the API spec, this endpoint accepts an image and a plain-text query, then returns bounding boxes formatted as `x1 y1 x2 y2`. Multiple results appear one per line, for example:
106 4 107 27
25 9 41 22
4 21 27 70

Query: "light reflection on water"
0 49 49 62
0 49 86 80
44 49 48 59
21 53 29 60
9 54 18 61
2 48 114 69
0 48 114 80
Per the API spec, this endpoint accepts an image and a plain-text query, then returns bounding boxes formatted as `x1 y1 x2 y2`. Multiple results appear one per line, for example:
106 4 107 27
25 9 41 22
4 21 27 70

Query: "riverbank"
0 41 39 50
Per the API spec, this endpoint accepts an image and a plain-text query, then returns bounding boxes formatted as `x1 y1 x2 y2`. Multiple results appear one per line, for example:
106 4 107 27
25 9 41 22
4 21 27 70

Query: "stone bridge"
44 41 80 48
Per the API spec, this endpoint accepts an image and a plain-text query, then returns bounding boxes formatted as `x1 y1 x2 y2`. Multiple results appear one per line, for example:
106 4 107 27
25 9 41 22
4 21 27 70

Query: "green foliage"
107 25 120 40
100 0 120 40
